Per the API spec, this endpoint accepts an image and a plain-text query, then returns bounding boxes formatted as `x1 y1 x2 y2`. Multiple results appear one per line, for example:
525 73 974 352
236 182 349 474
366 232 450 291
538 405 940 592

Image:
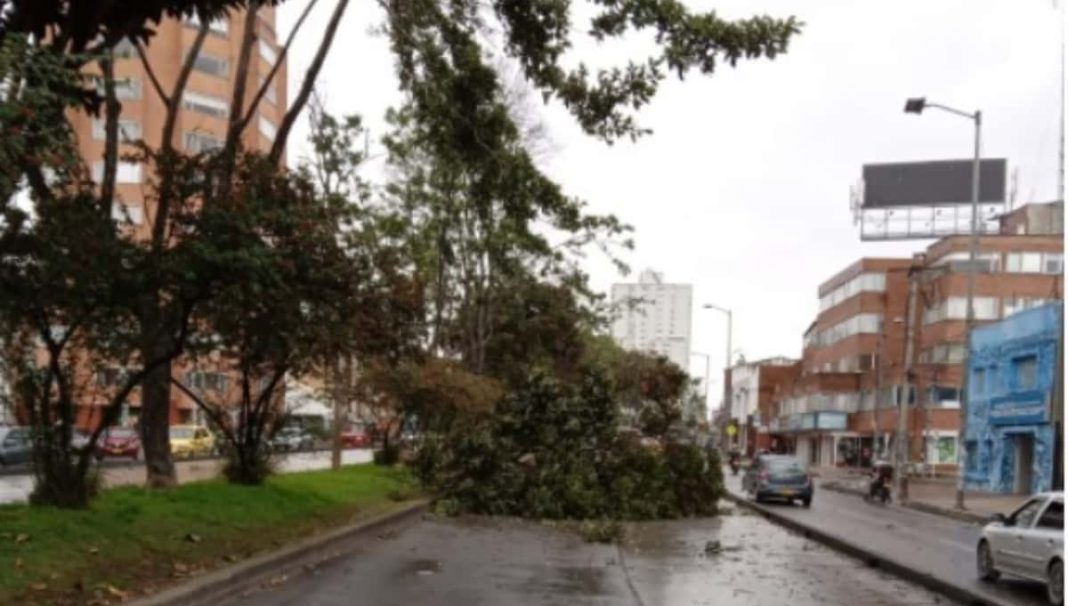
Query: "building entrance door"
1015 434 1034 495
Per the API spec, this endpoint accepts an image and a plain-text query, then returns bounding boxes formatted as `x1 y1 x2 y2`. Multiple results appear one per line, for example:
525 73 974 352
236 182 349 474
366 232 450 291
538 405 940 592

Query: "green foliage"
0 1 262 54
391 0 800 142
0 464 415 603
374 443 401 467
414 370 722 521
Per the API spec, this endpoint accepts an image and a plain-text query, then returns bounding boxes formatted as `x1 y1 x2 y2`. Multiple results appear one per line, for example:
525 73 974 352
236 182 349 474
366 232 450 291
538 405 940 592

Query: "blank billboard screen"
862 159 1006 208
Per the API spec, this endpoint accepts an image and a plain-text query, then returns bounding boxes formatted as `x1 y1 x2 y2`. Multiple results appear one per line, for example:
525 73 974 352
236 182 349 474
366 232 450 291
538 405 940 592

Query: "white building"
610 269 693 370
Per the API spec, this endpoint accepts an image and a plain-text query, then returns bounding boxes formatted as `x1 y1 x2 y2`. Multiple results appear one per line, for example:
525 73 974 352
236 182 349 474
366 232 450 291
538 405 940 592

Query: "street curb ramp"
128 500 430 606
724 492 1014 606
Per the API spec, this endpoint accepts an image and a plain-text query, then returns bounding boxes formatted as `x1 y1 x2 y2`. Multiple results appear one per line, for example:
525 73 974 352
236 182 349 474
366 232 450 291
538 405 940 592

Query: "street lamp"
702 303 734 445
904 96 981 510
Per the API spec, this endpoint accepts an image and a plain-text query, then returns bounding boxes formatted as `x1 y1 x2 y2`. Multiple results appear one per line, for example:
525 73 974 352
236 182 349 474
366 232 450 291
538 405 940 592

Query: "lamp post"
703 303 733 443
905 97 981 510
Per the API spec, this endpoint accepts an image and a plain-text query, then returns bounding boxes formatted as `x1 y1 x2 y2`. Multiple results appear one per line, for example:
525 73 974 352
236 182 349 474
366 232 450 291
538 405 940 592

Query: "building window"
96 76 142 101
258 75 277 104
258 38 278 64
113 38 136 59
184 131 224 153
189 50 229 78
92 161 142 184
1044 253 1063 274
1006 252 1044 274
185 13 230 35
1003 297 1052 318
925 297 999 324
111 202 144 225
186 371 229 393
1014 355 1038 390
926 435 958 464
818 272 886 311
182 91 229 119
257 115 277 142
91 118 141 142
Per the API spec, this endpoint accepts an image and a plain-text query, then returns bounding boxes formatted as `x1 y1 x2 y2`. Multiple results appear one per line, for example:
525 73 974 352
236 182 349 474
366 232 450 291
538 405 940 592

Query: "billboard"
851 158 1008 241
861 159 1006 208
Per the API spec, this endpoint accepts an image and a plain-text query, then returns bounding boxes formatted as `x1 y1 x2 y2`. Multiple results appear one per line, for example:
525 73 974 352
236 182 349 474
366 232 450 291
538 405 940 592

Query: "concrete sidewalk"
813 466 1028 523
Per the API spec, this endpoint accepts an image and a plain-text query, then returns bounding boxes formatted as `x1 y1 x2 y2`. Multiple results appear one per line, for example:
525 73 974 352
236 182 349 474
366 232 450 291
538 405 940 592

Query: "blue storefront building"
964 303 1061 494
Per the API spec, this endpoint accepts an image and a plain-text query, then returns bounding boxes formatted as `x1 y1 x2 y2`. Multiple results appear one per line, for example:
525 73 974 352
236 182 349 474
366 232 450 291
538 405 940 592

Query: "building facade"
62 7 287 430
610 269 693 371
768 201 1063 471
724 357 798 457
964 303 1061 494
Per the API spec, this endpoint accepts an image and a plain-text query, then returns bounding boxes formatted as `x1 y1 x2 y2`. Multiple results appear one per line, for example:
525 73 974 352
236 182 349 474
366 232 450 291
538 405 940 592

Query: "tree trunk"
140 311 177 488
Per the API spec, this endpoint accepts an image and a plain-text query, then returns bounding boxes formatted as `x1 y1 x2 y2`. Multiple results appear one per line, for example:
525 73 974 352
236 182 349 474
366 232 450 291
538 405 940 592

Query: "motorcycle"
728 450 741 476
865 461 893 504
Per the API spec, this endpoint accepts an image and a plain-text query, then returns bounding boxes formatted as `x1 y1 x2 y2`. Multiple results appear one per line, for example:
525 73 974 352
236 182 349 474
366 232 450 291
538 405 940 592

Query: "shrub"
373 442 402 466
414 370 723 521
221 445 276 485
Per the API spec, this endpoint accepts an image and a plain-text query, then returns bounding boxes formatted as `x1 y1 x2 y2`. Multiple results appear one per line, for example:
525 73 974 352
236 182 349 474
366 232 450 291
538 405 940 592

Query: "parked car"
977 492 1063 605
270 427 314 452
0 426 33 467
95 427 141 461
169 425 216 459
741 454 813 507
340 424 371 448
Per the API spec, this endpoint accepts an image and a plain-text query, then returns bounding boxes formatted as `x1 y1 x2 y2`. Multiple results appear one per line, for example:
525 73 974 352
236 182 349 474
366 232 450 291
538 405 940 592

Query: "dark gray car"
742 454 813 507
0 426 33 467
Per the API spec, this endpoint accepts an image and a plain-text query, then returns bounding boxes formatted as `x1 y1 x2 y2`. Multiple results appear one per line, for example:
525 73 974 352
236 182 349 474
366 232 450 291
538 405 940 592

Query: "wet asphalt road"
226 501 956 606
0 448 372 504
721 472 1048 606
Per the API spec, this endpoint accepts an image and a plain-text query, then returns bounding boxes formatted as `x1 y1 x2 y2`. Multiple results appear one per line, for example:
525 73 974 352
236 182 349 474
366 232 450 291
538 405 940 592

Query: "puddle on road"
617 512 954 606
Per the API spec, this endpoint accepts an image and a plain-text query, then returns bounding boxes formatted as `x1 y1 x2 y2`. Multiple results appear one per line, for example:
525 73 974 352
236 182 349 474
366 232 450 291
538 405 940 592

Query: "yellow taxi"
169 425 216 459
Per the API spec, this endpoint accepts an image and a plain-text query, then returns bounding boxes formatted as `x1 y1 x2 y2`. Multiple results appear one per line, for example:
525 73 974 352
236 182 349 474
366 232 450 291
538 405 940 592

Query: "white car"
977 491 1064 605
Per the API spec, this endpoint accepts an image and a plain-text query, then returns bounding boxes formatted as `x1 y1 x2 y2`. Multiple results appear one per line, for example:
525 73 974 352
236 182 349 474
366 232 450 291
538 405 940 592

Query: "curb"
724 492 1012 606
128 499 429 606
820 481 989 525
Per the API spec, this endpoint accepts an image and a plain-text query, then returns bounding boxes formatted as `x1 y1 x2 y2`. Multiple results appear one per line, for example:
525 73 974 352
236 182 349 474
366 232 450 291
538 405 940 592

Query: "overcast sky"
279 1 1063 400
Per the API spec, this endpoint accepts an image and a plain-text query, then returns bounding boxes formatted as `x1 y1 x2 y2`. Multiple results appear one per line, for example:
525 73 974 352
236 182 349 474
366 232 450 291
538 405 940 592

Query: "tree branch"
238 0 319 133
269 0 351 163
152 21 209 250
134 40 169 106
99 51 121 217
223 1 260 156
161 22 209 155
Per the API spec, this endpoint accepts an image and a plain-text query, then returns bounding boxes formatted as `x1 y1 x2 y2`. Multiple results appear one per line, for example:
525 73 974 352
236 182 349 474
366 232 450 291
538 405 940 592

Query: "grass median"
0 463 420 605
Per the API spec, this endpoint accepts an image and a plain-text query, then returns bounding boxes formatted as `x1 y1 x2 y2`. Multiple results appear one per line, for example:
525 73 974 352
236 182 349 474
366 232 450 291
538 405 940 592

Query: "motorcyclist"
868 460 892 502
728 448 741 475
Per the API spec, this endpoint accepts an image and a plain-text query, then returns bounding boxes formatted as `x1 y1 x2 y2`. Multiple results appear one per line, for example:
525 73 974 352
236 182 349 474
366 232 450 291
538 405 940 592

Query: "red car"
95 427 141 461
340 425 371 448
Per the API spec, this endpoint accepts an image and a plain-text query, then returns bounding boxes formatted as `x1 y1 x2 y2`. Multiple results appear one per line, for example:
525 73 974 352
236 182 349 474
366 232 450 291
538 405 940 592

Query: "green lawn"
0 464 419 605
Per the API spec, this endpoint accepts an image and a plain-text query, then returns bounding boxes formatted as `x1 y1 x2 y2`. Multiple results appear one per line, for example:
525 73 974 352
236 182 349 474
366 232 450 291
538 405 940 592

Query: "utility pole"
873 317 885 460
955 112 982 510
896 269 919 502
903 97 981 510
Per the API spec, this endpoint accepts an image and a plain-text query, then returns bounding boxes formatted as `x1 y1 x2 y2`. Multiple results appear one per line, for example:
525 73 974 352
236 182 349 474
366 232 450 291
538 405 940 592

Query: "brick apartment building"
723 357 799 456
769 201 1063 471
56 7 288 430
